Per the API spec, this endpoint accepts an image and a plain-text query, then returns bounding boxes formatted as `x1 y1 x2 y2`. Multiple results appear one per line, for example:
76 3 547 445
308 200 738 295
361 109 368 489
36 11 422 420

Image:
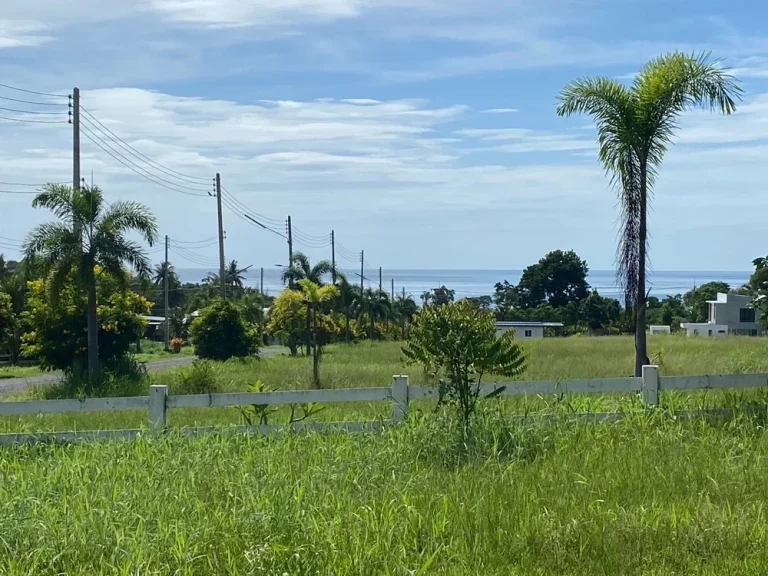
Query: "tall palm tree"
225 260 250 296
299 279 339 388
152 261 182 310
281 252 340 288
24 184 158 381
557 52 741 376
335 277 359 343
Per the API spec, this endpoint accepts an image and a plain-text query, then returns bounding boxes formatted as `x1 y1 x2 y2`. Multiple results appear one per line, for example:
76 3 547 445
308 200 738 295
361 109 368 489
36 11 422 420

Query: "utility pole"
287 215 294 289
360 250 365 294
260 267 264 295
402 286 406 340
215 173 225 299
164 235 170 351
391 277 395 299
331 230 336 285
72 87 80 193
379 267 383 292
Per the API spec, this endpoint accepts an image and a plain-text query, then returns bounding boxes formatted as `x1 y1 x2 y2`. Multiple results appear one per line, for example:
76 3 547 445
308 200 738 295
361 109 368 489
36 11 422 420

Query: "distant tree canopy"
683 282 730 323
517 250 590 309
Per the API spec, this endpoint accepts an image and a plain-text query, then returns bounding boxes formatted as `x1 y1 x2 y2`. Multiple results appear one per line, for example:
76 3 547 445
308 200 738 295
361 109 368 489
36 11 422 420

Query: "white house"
495 321 564 340
680 292 760 337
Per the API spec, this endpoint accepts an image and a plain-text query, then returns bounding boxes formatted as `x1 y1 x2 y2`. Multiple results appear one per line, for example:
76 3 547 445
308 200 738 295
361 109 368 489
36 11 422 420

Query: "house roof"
496 321 564 328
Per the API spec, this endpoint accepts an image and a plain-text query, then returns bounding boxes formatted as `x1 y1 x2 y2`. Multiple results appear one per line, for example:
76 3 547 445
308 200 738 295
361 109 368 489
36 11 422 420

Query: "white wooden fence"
0 366 767 446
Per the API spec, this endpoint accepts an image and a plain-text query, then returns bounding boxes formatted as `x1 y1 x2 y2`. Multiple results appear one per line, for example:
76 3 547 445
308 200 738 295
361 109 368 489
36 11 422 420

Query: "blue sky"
2 0 768 274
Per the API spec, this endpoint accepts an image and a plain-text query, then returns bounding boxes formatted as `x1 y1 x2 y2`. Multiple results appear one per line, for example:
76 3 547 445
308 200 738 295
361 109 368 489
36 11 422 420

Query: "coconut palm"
152 261 182 310
335 277 359 343
281 252 340 288
557 52 741 376
24 184 158 381
225 259 250 297
298 279 339 388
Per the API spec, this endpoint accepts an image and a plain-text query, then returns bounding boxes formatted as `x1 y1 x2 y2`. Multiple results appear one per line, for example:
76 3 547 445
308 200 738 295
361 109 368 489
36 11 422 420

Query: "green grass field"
2 335 768 574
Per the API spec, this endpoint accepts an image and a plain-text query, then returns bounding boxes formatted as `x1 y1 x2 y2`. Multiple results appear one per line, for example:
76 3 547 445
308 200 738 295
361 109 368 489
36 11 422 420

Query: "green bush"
173 360 220 395
190 299 260 361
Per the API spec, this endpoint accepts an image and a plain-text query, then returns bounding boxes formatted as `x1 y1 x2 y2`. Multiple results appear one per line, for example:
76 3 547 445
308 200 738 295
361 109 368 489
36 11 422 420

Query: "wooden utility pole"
72 87 80 194
360 250 364 294
260 266 264 295
287 215 294 289
379 267 382 292
164 235 170 350
391 277 395 299
331 230 336 285
215 173 225 299
401 286 406 340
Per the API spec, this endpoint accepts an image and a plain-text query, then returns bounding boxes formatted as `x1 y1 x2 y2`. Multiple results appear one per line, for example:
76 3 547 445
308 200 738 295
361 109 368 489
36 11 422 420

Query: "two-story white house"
680 292 760 337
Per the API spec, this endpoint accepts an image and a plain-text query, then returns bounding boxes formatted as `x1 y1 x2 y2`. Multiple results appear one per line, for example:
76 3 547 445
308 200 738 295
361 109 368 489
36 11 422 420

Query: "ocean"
176 268 753 300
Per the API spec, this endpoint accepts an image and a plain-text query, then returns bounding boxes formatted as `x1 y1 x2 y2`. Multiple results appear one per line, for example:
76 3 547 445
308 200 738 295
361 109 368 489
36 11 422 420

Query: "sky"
1 0 768 274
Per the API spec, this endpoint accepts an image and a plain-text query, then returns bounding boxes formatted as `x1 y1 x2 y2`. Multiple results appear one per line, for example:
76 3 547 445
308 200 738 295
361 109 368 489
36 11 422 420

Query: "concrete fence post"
642 365 659 407
391 375 409 423
149 385 168 431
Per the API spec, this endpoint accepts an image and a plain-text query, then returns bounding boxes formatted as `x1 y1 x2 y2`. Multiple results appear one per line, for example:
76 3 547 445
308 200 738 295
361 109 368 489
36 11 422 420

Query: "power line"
171 236 219 246
0 83 69 99
0 94 62 107
80 122 210 197
0 105 66 116
0 114 68 124
292 225 330 243
0 189 41 195
219 194 288 240
219 186 285 226
80 106 211 185
170 238 218 250
169 245 220 266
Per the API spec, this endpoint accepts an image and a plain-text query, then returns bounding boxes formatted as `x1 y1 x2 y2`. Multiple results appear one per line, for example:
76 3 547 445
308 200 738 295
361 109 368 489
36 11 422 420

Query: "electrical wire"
219 186 285 227
219 194 288 240
292 225 330 243
80 106 211 184
80 122 210 197
0 105 66 115
0 189 41 195
0 94 62 107
169 245 220 266
0 114 68 124
170 238 218 250
170 236 218 246
0 83 69 98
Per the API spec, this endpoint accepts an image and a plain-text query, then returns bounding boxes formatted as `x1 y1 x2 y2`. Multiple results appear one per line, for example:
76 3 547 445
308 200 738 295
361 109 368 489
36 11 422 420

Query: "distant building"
680 292 760 337
649 325 671 335
495 321 564 340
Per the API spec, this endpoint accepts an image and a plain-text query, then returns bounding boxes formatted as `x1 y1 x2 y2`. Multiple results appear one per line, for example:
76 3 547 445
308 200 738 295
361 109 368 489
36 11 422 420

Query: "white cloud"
481 108 518 114
0 19 50 48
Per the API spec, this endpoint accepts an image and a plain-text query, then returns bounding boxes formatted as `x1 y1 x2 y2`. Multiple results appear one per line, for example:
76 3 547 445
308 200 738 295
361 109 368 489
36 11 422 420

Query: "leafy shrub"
40 356 149 399
190 299 259 361
22 270 150 373
173 360 220 395
403 300 527 436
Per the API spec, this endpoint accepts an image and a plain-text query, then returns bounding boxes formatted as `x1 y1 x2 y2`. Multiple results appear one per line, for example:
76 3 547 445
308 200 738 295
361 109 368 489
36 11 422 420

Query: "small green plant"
240 380 326 426
174 360 219 395
403 300 527 437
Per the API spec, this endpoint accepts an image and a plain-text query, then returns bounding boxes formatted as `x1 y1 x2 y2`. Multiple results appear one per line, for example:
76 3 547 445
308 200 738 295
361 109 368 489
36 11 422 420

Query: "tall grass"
1 409 767 574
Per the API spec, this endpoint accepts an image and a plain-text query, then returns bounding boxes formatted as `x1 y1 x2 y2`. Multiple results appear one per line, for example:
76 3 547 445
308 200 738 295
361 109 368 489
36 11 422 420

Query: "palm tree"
281 252 340 288
225 260 250 296
420 291 432 308
299 279 339 388
24 184 157 381
336 277 359 343
393 293 418 340
152 261 182 310
557 52 741 376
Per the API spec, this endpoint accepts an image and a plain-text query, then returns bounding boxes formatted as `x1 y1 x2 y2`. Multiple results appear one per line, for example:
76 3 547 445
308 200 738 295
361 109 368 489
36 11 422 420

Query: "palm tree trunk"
369 309 374 341
345 309 350 343
312 308 320 388
305 303 311 356
86 266 100 383
634 165 649 377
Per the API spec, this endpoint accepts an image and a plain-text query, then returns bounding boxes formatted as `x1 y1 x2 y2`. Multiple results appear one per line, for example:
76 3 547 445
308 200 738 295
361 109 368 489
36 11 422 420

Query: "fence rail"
0 366 767 446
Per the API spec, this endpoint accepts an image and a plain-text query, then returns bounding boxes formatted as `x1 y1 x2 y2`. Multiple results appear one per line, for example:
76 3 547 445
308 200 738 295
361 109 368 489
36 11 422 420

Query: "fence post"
642 365 659 407
391 375 409 423
149 385 168 431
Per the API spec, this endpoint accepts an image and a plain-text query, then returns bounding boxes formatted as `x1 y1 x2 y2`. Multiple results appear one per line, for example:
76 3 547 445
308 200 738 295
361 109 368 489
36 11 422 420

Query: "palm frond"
31 184 77 226
99 199 158 246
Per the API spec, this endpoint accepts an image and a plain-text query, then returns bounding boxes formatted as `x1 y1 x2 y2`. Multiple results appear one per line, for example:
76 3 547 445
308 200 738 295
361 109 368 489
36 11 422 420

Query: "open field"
1 411 768 574
2 335 768 573
4 334 768 433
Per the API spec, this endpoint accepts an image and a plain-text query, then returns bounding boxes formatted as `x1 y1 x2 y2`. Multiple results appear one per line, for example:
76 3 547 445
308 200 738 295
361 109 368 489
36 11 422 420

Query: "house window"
524 330 532 338
740 308 756 323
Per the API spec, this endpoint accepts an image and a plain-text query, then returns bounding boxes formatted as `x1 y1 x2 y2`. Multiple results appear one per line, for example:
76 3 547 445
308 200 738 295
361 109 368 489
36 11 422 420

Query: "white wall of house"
708 293 760 335
681 323 729 338
496 325 544 339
